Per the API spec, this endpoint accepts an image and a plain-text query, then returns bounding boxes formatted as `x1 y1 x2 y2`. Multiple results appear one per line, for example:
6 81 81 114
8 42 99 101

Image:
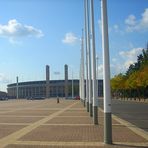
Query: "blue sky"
0 0 148 91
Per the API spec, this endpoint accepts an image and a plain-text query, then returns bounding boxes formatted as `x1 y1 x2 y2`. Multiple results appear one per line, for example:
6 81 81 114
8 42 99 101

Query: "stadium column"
101 0 112 144
84 0 89 112
16 76 19 99
65 64 68 99
90 0 98 124
46 65 50 98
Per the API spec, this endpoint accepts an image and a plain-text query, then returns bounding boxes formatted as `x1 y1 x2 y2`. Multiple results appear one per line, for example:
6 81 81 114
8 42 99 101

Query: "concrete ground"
0 99 147 148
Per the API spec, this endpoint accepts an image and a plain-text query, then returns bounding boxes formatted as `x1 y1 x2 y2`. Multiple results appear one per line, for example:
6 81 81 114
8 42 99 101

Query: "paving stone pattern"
0 99 147 148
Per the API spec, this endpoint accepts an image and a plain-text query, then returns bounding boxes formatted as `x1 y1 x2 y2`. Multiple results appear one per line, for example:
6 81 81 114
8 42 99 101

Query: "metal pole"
101 0 112 144
79 64 82 100
90 0 98 124
87 0 93 117
81 29 85 107
84 0 89 112
96 55 99 97
16 76 18 99
72 70 74 98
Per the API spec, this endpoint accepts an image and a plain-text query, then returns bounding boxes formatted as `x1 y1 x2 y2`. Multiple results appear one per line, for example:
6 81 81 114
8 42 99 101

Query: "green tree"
111 73 127 99
111 44 148 100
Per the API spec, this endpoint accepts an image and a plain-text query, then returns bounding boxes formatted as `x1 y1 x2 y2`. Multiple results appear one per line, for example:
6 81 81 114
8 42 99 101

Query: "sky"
0 0 148 92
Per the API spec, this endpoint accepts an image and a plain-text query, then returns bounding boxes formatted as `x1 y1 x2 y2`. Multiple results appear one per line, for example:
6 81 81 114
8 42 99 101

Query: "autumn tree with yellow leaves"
111 46 148 100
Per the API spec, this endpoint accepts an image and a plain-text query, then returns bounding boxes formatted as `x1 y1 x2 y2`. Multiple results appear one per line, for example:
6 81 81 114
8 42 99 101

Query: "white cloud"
0 19 44 42
112 58 117 62
0 73 10 83
98 53 139 77
125 15 136 26
110 47 143 77
119 48 142 59
125 8 148 32
112 24 124 35
123 60 135 69
113 25 119 30
62 32 79 45
99 63 124 78
118 47 142 71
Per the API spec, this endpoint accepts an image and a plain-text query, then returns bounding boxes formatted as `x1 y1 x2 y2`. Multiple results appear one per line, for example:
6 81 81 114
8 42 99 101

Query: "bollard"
57 97 59 103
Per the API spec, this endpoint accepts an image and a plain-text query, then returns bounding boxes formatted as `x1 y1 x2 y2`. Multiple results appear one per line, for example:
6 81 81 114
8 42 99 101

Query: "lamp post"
101 0 112 144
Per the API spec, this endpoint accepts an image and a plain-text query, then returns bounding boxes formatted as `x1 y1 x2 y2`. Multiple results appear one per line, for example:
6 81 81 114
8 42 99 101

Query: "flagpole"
87 0 93 117
101 0 112 144
90 0 98 124
84 0 89 112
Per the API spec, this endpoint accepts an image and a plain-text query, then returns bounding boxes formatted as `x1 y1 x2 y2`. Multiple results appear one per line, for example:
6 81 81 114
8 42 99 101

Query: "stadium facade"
7 65 103 99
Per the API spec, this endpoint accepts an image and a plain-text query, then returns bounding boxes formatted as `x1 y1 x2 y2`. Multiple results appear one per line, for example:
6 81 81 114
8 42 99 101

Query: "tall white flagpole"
101 0 112 144
90 0 98 124
81 29 85 106
96 55 99 97
79 62 82 100
87 0 93 117
84 0 89 112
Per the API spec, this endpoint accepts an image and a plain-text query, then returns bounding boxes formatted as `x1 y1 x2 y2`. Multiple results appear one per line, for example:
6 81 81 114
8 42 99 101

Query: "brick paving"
0 125 26 139
0 117 43 123
20 125 104 142
3 110 58 116
46 116 93 124
0 99 147 148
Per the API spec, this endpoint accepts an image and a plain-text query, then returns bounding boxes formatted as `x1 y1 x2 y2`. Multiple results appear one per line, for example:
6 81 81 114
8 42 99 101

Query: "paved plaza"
0 99 147 148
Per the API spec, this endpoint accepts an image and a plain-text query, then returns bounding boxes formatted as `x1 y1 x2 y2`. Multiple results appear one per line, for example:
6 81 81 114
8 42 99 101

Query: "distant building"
0 91 7 98
7 80 79 98
7 79 103 99
7 64 103 99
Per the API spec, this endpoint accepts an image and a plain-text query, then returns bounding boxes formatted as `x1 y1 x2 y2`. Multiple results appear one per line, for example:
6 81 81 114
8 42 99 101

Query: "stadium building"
7 65 103 99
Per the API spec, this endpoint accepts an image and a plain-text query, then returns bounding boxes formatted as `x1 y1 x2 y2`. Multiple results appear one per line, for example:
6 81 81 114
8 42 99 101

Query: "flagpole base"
87 102 89 112
89 103 93 117
93 106 98 124
104 112 112 144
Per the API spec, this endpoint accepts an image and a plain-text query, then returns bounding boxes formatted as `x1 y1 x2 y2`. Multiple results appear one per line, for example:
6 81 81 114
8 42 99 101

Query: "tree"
111 73 127 99
111 44 148 100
